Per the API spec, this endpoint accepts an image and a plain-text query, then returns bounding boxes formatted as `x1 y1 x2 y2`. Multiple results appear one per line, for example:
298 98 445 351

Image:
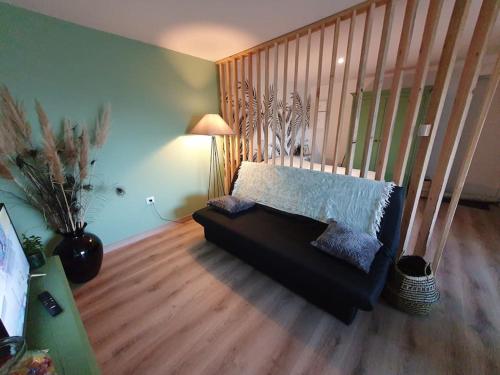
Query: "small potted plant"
21 234 46 270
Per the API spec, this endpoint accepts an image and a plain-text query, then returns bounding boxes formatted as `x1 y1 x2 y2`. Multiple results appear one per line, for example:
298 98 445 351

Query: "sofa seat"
193 185 404 324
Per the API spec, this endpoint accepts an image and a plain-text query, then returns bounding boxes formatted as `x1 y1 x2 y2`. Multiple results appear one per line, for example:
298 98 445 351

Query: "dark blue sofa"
193 186 404 324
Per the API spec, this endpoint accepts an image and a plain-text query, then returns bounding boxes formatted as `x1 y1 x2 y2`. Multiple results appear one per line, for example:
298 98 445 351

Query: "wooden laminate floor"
74 203 500 375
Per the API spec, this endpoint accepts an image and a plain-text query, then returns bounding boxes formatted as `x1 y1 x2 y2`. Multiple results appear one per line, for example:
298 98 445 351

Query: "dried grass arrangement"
0 85 111 234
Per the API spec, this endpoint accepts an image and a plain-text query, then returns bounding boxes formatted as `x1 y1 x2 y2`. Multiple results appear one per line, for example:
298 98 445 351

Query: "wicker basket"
384 255 440 315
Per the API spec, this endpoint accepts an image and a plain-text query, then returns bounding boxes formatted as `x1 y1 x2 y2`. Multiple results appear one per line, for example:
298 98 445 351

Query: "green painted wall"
0 3 219 247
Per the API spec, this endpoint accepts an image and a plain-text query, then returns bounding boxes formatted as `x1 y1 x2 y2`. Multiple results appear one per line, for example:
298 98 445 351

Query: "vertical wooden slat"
290 33 300 167
256 51 262 162
392 0 444 185
414 0 499 257
398 0 471 257
434 54 500 272
321 18 340 171
309 24 325 170
248 53 254 162
360 0 395 177
241 55 247 161
280 38 289 166
345 2 375 175
272 42 279 165
264 47 270 163
226 60 235 179
219 63 231 193
233 57 241 169
375 0 418 180
299 29 312 168
332 11 356 173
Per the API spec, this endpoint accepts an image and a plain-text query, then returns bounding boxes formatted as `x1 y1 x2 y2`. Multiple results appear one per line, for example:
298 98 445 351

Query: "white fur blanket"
232 162 394 237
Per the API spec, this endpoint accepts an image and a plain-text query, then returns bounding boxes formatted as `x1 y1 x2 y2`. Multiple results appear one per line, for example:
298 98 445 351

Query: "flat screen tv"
0 204 30 338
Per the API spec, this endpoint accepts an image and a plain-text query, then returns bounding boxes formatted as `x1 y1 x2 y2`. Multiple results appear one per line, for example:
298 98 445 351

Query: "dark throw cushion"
207 195 255 215
311 221 382 273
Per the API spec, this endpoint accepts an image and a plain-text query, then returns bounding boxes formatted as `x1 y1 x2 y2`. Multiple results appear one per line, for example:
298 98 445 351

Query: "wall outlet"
146 196 155 205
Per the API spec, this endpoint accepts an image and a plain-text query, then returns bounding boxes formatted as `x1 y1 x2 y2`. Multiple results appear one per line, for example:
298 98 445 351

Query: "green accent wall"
0 3 219 247
352 87 432 186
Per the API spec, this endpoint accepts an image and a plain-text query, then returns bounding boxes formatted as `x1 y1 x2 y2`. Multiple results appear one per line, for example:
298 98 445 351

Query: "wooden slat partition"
320 18 340 172
264 47 270 163
398 0 471 257
248 54 254 162
214 0 498 274
434 54 500 271
256 51 262 162
414 0 499 257
272 42 279 165
216 0 388 64
332 12 356 172
392 0 444 186
375 0 418 180
281 39 289 166
310 24 325 170
241 55 247 161
345 2 375 175
233 57 241 169
290 33 300 167
360 0 395 177
299 29 312 168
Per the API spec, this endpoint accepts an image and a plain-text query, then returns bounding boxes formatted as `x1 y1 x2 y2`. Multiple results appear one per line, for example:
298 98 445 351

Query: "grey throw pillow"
311 221 382 273
207 195 255 215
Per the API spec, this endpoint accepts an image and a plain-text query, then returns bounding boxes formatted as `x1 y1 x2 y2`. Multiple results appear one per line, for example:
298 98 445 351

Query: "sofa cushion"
311 221 383 273
207 195 255 215
194 204 393 310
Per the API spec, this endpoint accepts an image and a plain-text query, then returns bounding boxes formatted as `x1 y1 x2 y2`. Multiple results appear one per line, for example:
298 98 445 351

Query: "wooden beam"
233 57 241 169
216 0 388 64
432 55 500 272
272 42 279 165
219 63 231 193
321 18 340 172
375 0 418 181
398 0 471 257
281 38 289 166
299 29 312 168
332 11 356 173
226 60 235 179
248 53 254 162
345 2 375 175
414 0 499 257
264 47 270 163
433 54 500 272
392 0 444 186
310 23 326 170
290 33 300 167
256 51 262 162
360 0 395 177
241 55 247 162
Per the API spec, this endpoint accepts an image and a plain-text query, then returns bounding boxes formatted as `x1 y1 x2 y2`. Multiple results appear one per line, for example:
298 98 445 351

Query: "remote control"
38 291 63 316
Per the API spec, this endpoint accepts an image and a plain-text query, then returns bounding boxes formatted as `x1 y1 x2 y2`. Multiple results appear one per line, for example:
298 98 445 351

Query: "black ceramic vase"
54 224 103 283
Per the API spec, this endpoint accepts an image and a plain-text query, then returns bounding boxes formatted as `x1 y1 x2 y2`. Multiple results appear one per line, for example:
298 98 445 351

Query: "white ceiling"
6 0 363 61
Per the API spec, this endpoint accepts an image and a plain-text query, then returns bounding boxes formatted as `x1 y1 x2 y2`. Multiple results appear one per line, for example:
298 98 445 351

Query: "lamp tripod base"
208 136 225 200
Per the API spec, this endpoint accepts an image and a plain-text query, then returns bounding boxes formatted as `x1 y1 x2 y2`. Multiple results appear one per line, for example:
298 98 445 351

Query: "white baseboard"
104 215 192 254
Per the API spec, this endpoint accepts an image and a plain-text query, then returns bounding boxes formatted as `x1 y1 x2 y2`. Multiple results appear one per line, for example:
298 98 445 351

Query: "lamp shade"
190 114 234 136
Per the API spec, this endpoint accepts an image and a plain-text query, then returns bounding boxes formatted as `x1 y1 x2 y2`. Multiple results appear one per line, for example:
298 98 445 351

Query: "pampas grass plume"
63 118 78 167
79 126 89 180
36 100 65 184
95 104 110 148
0 160 13 180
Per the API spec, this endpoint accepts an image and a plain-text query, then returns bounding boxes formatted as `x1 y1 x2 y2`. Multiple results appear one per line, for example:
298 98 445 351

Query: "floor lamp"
190 114 234 199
